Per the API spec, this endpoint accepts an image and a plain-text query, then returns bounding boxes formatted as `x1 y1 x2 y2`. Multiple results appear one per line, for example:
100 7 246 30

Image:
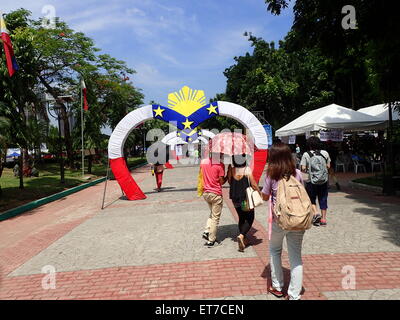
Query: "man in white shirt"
300 137 331 227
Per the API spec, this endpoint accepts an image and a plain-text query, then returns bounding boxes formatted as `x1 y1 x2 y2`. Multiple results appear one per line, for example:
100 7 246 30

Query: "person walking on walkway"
151 162 165 192
227 154 260 252
194 148 200 164
149 142 170 192
262 142 306 300
201 153 227 247
300 136 331 226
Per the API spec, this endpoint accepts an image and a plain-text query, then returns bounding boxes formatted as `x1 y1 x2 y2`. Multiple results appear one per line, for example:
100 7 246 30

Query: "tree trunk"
88 154 93 174
19 149 24 189
0 151 4 197
0 150 4 178
22 148 30 173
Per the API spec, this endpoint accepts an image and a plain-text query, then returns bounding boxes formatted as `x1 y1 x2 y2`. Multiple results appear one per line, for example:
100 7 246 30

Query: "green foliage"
264 0 400 105
46 125 61 155
222 0 399 132
223 35 335 129
0 8 144 167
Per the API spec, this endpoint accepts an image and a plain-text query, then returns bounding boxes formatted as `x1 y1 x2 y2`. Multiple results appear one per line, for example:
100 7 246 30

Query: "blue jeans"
269 222 305 300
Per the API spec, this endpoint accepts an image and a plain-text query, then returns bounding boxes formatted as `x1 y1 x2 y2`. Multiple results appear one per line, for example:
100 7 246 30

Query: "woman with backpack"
300 136 331 227
227 154 261 252
262 142 311 300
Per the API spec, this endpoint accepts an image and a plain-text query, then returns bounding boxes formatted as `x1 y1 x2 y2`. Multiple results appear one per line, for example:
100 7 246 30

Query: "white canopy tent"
275 104 386 137
358 103 400 122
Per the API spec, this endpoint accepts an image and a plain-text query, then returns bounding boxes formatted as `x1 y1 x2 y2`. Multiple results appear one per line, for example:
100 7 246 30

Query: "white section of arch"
108 105 153 159
199 130 215 140
195 136 209 144
161 130 215 146
161 132 186 145
217 101 268 149
108 102 268 159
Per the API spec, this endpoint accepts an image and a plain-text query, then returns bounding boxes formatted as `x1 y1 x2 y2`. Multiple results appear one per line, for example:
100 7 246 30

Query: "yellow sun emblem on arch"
168 86 207 117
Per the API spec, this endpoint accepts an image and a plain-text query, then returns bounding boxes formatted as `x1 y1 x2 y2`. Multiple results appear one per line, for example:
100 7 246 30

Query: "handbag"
245 168 263 210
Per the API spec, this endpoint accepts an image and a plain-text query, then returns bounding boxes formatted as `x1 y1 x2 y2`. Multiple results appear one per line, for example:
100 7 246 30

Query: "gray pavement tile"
323 288 400 300
10 206 257 276
10 165 400 278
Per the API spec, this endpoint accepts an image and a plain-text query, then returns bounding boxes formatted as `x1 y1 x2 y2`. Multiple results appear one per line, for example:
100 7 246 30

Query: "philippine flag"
0 14 19 77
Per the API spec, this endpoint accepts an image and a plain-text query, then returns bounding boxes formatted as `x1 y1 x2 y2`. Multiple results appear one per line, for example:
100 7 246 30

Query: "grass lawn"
0 157 146 213
353 176 383 188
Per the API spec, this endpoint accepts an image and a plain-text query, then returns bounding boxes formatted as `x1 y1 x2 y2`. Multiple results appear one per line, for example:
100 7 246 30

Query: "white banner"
319 130 344 142
288 135 296 144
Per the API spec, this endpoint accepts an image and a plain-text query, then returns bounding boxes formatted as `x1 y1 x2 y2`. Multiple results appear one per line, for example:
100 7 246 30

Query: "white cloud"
126 8 146 17
133 63 179 88
189 27 260 69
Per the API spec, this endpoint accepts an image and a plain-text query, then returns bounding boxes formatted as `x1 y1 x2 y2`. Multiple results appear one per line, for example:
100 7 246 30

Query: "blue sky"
2 0 294 106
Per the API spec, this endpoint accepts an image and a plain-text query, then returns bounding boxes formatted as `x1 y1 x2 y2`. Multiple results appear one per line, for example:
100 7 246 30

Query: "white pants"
269 221 305 300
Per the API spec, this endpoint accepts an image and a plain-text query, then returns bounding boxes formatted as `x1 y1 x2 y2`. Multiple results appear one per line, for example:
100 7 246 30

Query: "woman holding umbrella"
227 153 260 252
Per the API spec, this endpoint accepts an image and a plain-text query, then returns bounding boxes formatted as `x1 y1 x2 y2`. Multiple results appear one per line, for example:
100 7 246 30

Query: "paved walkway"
0 164 399 300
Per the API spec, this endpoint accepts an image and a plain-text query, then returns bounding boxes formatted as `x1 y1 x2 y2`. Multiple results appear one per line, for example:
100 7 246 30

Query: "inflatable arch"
108 101 269 200
161 129 215 146
161 130 215 161
162 129 215 144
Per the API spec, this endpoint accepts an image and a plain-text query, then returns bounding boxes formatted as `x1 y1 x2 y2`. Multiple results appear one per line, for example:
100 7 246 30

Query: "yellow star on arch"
206 105 218 115
182 118 194 130
153 106 165 118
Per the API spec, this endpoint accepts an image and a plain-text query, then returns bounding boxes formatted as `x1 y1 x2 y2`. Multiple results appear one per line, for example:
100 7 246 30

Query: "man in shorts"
301 137 331 226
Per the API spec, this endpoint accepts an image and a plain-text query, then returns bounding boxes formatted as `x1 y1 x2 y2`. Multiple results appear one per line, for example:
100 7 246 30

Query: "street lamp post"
46 95 73 184
50 103 65 184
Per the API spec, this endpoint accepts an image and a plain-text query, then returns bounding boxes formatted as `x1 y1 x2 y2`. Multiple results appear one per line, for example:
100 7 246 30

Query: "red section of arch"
251 149 268 184
110 157 146 200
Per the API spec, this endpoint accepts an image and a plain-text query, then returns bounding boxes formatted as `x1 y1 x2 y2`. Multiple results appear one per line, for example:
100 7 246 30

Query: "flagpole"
81 78 84 177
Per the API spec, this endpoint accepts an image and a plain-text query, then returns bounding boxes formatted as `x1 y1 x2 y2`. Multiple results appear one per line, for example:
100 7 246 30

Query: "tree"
222 35 334 129
1 9 144 179
0 9 40 189
264 0 400 108
0 115 11 196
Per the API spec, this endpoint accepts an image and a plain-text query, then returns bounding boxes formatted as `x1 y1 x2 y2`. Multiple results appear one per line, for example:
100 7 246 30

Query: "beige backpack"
274 175 313 231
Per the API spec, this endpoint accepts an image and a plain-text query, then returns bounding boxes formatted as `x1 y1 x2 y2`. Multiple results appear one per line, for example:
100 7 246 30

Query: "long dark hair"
232 154 247 168
267 142 296 181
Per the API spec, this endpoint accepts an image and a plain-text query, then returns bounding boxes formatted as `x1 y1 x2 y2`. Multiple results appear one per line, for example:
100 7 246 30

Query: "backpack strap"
315 150 327 163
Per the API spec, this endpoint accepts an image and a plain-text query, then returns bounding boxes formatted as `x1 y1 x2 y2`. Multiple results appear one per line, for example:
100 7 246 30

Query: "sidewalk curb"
348 181 383 194
349 180 400 196
0 161 148 222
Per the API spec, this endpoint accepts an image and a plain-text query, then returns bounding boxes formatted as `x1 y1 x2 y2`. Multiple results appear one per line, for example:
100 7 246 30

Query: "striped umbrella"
209 132 253 156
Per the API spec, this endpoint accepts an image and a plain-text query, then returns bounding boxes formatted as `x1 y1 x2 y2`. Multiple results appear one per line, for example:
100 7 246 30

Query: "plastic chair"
353 159 366 174
335 159 346 172
370 157 384 173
